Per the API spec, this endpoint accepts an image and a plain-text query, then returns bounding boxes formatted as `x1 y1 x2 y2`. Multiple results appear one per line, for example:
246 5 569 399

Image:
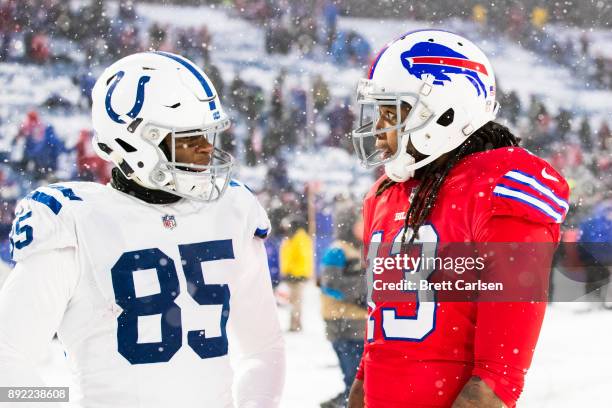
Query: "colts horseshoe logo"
105 71 151 124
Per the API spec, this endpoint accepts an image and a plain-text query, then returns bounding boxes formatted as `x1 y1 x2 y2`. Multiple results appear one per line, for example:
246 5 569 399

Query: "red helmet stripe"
409 56 489 76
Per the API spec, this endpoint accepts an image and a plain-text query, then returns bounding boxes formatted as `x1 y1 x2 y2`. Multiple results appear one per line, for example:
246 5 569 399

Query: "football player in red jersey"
347 30 570 408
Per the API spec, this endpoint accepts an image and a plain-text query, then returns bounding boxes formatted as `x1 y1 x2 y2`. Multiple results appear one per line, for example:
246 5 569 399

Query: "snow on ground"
37 282 612 407
521 302 612 407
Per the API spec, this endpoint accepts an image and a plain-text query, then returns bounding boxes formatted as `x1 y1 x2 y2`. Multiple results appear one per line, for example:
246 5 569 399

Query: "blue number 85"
111 240 233 364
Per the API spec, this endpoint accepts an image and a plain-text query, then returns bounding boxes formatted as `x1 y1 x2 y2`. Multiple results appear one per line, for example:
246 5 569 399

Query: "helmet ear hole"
436 108 454 127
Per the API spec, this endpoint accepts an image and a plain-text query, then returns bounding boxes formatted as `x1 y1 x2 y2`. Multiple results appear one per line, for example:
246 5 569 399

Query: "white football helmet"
352 29 499 182
91 51 233 202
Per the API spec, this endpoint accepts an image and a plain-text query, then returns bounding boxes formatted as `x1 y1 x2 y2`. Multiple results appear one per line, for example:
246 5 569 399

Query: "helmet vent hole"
115 138 137 153
142 66 156 70
168 102 181 108
428 38 434 42
97 142 113 154
436 108 455 127
457 42 463 46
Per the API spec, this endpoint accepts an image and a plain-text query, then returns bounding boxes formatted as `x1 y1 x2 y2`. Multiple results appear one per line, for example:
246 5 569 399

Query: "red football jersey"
356 147 569 407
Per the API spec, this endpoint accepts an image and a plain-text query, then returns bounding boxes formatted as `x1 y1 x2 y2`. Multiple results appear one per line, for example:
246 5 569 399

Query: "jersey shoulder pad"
9 183 86 262
226 179 271 239
467 148 570 224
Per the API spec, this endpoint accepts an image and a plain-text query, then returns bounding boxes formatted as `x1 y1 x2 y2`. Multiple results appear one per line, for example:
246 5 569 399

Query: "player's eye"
382 110 396 122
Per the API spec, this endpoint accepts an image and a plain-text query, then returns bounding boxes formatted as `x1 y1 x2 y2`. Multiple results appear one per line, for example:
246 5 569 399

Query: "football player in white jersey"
0 52 285 407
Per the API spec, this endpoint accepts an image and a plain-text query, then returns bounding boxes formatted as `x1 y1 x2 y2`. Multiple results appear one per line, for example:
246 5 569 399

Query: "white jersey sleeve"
238 182 271 240
227 185 285 407
0 247 79 387
9 185 79 262
1 185 80 388
230 238 285 407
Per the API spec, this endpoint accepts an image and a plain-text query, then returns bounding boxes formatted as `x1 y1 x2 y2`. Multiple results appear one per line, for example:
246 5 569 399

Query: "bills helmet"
352 29 499 181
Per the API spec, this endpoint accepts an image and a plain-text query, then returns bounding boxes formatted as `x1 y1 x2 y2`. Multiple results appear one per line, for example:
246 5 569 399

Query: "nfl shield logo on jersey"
162 214 177 230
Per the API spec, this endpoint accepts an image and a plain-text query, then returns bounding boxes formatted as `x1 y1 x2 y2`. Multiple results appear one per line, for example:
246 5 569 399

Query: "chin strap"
110 167 181 204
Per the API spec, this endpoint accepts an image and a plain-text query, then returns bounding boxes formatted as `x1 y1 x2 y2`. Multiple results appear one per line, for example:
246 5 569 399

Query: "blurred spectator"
29 32 50 63
501 90 521 125
263 120 285 160
229 74 249 114
11 111 45 173
578 116 593 152
279 214 314 332
597 120 611 151
289 85 308 130
312 74 330 113
149 23 167 51
472 4 487 26
554 108 572 140
29 125 65 179
270 70 285 121
118 0 137 23
204 62 224 97
326 100 354 149
197 25 212 62
321 0 338 51
330 30 371 66
75 129 110 183
265 21 292 55
265 234 282 289
76 72 96 108
531 6 549 29
266 157 291 192
319 203 367 408
578 200 612 308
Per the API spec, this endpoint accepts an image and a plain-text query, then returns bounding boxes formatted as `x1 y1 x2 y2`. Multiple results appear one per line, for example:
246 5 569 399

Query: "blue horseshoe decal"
105 71 151 124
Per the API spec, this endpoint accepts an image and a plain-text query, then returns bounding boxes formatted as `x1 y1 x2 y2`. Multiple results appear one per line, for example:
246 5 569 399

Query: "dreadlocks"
375 121 521 245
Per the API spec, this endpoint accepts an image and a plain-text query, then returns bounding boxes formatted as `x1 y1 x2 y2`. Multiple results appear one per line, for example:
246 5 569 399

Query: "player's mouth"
178 158 212 172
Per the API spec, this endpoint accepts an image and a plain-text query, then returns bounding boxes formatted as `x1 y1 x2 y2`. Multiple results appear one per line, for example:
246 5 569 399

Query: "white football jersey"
0 181 285 407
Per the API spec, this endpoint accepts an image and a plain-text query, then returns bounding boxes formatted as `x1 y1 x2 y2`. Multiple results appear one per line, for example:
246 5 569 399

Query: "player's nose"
195 139 214 154
375 115 387 135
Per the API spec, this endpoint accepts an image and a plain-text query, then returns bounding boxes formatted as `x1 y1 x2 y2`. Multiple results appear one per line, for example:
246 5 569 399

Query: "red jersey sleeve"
471 215 557 407
355 354 365 381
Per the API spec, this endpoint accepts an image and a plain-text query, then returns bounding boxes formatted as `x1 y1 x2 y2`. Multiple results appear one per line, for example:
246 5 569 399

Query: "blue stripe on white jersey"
502 170 569 212
493 184 564 223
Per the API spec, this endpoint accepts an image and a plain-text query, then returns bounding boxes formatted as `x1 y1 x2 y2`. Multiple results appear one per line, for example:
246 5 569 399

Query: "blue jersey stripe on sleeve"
254 228 269 238
29 191 62 215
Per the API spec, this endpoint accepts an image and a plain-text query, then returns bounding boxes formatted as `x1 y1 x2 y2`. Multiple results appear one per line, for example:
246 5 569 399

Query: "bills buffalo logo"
162 214 177 230
400 42 488 98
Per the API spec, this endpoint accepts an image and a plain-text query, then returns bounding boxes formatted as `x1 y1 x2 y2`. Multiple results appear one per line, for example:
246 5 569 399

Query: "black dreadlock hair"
375 121 521 245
